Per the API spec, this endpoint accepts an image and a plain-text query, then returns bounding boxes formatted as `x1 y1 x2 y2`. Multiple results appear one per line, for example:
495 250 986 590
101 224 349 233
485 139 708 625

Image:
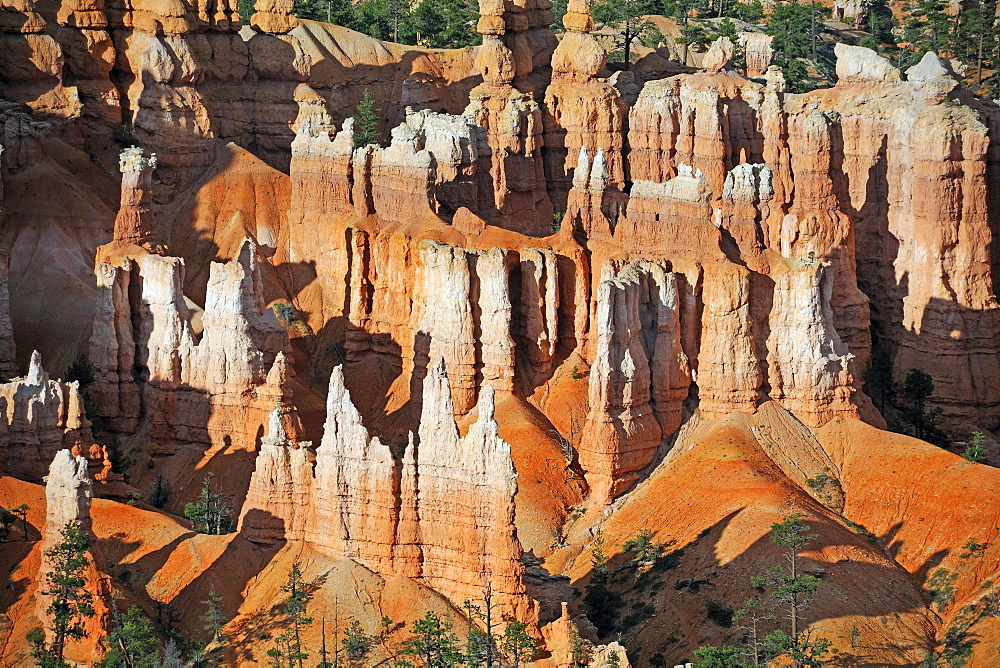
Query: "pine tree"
97 605 163 668
35 522 96 664
184 477 234 535
592 0 659 65
499 621 536 667
353 89 382 148
342 620 374 667
293 0 357 25
0 507 16 542
201 586 227 643
267 562 313 668
751 514 832 667
402 611 463 667
583 529 620 634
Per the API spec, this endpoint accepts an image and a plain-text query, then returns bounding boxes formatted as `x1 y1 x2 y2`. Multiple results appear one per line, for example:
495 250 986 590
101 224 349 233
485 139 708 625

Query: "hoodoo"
1 1 999 665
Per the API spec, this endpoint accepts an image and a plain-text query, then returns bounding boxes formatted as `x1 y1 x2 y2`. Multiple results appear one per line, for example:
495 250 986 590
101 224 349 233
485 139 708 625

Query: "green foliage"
353 89 382 148
901 368 947 445
552 0 568 29
583 529 621 635
713 18 746 70
963 431 988 464
409 0 481 48
65 355 95 389
237 0 254 24
765 0 830 90
402 611 463 667
843 518 878 543
34 522 95 663
293 0 357 25
107 439 128 476
960 537 987 559
201 586 227 643
805 473 831 491
728 0 763 21
183 477 233 535
145 472 171 509
705 599 734 627
0 506 16 542
267 561 313 667
28 627 66 668
499 621 536 667
622 528 663 567
734 597 778 666
569 623 593 666
941 618 976 667
865 0 896 43
8 504 29 541
273 302 299 324
98 605 163 668
112 123 138 148
342 620 375 666
592 0 659 64
928 568 957 610
693 644 744 667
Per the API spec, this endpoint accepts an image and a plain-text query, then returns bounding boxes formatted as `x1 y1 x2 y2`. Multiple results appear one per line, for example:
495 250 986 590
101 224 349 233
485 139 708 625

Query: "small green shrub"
705 599 734 627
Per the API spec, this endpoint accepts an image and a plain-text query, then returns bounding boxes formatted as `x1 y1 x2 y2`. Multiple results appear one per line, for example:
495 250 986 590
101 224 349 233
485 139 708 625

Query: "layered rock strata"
89 239 290 454
542 0 625 212
240 361 531 621
101 147 165 258
0 352 95 482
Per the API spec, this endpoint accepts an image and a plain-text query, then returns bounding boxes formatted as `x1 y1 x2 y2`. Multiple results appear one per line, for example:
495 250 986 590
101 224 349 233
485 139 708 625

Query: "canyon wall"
1 5 999 659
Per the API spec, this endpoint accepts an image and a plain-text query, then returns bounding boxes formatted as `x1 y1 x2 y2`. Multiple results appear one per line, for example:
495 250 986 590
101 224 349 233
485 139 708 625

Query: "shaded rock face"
620 48 1000 429
0 352 96 483
240 361 532 622
103 147 165 257
89 238 290 455
43 448 92 537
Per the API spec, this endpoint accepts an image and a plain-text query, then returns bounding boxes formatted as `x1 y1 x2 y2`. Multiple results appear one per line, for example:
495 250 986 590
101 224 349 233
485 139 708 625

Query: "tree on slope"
293 0 357 25
353 89 382 148
267 561 313 668
98 605 163 668
402 611 464 667
592 0 659 65
28 522 95 666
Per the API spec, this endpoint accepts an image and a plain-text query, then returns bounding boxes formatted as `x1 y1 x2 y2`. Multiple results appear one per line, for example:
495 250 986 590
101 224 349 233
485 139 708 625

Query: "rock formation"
0 352 93 482
241 361 532 621
581 260 689 501
42 448 93 537
89 239 290 455
2 10 1000 664
542 0 625 211
36 449 111 662
101 147 165 258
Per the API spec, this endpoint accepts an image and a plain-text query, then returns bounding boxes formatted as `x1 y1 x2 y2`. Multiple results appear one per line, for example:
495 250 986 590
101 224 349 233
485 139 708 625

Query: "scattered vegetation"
584 529 622 634
273 301 299 325
267 561 313 667
28 522 95 665
927 568 958 610
183 477 234 535
696 514 833 666
146 472 171 509
704 599 734 628
623 528 665 569
962 431 988 464
353 89 383 149
98 605 163 668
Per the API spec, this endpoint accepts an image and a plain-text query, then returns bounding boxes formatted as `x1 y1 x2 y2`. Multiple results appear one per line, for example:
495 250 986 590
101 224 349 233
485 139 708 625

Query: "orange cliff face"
1 1 1000 664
